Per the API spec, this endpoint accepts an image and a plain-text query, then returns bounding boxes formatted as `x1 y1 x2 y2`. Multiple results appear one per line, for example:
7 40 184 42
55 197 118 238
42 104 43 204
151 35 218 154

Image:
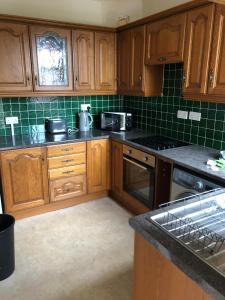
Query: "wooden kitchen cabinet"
133 233 213 300
145 13 186 65
183 5 215 96
0 22 32 93
73 30 95 92
208 5 225 97
1 147 49 212
111 141 123 197
95 32 116 92
87 139 110 193
30 25 73 92
117 26 163 96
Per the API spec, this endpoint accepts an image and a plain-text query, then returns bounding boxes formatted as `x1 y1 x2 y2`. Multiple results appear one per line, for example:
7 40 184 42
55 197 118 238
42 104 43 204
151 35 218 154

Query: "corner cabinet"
1 147 49 212
111 141 123 197
87 139 110 193
95 32 116 92
30 26 73 92
117 26 163 96
145 13 186 65
73 30 95 92
0 22 32 93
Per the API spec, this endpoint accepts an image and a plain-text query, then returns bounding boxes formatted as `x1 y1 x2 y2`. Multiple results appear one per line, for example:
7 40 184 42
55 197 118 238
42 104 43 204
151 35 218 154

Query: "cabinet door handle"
34 75 38 84
27 75 30 82
139 75 142 82
209 69 214 87
159 56 166 62
75 76 78 81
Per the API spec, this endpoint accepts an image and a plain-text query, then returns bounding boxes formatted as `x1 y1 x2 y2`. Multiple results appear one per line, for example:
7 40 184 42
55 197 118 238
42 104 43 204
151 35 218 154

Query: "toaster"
45 118 67 134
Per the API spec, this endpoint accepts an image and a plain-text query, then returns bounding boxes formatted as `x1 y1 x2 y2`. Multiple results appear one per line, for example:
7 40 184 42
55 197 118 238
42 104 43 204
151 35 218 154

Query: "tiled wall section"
0 95 123 136
124 63 225 150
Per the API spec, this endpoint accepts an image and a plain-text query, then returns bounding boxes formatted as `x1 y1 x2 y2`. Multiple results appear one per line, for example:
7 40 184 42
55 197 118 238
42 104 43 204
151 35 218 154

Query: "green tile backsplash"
0 95 123 136
124 63 225 150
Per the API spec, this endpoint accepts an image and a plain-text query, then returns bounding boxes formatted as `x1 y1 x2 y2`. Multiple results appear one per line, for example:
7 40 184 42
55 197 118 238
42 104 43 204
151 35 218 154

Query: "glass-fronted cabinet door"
30 26 73 92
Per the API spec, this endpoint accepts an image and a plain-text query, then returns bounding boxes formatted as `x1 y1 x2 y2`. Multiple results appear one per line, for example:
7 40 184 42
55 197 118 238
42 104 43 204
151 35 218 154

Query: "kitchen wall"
124 64 225 151
0 95 123 136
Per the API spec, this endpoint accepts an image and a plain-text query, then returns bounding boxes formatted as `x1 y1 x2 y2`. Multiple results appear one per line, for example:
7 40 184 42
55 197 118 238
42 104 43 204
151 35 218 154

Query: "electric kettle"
79 111 93 132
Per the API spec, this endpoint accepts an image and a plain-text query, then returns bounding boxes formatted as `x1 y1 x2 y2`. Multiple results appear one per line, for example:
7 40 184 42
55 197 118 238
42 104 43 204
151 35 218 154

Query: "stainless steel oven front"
123 145 155 209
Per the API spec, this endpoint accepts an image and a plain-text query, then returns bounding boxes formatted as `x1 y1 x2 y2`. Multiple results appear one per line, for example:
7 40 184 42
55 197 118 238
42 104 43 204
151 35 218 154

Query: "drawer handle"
127 149 132 154
62 170 74 174
62 148 73 152
143 156 148 162
62 159 75 163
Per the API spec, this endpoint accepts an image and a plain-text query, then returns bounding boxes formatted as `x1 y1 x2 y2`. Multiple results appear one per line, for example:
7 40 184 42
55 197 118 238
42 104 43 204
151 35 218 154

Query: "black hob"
129 135 189 151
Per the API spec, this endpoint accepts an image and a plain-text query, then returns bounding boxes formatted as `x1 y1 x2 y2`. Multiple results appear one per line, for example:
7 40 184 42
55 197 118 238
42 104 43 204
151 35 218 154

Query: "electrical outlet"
81 104 91 111
177 110 188 119
5 116 18 125
189 111 201 121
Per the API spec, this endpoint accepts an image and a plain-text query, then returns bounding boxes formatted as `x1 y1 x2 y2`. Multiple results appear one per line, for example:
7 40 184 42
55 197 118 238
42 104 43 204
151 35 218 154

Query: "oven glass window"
123 157 155 209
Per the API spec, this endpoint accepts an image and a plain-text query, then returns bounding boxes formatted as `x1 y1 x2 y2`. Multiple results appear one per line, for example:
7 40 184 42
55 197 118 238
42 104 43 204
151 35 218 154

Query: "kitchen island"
130 190 225 300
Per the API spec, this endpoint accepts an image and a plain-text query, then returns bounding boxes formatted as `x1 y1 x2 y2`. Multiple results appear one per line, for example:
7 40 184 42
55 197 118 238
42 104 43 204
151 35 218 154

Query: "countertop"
129 206 225 300
0 128 225 183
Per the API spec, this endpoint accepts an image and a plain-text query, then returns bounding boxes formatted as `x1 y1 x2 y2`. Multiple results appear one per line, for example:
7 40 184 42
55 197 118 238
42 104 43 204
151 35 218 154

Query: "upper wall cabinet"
183 5 214 96
73 30 95 92
95 32 116 92
208 5 225 97
117 26 163 96
145 13 186 65
0 22 32 93
30 26 73 92
117 29 131 93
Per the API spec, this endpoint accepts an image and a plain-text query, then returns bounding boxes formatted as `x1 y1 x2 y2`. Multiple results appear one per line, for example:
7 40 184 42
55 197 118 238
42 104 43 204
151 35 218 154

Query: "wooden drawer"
50 175 87 202
123 144 155 167
48 153 86 169
47 142 86 157
48 164 86 180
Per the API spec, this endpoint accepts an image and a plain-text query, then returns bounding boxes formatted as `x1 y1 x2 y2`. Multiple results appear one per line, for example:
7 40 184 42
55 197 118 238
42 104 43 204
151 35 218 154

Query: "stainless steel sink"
148 189 225 276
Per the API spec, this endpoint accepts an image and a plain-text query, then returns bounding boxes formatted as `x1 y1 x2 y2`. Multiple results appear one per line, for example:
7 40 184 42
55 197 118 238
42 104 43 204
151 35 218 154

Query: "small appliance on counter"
45 118 67 134
79 110 93 132
101 112 132 131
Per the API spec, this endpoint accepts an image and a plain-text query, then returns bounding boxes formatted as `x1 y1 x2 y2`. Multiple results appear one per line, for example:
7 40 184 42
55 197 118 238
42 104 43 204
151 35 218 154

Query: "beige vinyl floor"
0 198 134 300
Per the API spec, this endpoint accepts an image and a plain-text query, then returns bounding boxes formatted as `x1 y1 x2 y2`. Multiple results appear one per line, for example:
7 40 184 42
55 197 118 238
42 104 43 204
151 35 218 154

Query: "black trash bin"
0 214 15 281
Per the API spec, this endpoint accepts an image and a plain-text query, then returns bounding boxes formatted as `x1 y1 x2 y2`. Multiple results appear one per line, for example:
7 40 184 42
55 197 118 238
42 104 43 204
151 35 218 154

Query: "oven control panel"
123 145 155 168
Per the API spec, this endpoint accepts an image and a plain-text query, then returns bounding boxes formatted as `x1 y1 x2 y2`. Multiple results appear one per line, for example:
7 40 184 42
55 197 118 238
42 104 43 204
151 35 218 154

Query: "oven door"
123 156 155 209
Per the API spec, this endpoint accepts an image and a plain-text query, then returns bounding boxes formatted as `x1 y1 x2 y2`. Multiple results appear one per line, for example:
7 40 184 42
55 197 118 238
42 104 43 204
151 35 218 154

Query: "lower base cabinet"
0 147 49 212
49 175 87 202
133 233 213 300
87 139 110 193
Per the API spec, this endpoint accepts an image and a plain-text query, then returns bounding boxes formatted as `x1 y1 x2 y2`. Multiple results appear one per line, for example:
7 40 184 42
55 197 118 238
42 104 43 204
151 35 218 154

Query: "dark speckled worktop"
0 128 225 183
130 207 225 300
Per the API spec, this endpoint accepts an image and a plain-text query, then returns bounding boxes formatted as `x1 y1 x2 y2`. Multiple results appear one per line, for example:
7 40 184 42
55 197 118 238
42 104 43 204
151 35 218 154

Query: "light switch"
189 112 201 121
177 110 188 119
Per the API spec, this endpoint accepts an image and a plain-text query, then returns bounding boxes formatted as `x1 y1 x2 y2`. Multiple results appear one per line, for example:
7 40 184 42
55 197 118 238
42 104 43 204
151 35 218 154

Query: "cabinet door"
145 13 186 65
111 141 123 197
87 139 110 193
30 26 73 92
117 30 131 92
130 26 145 93
183 5 214 96
73 30 94 91
0 22 32 93
1 147 49 212
208 5 225 96
95 32 115 91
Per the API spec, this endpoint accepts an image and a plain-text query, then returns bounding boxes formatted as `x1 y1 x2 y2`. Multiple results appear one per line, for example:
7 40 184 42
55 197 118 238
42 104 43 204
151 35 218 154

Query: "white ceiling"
0 0 189 27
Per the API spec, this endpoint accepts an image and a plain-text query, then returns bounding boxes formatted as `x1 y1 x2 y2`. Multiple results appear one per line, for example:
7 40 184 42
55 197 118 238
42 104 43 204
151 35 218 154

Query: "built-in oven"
123 145 155 209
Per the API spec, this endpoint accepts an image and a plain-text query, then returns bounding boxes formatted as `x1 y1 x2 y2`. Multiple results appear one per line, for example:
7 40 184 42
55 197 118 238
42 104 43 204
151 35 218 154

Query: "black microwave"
100 112 132 131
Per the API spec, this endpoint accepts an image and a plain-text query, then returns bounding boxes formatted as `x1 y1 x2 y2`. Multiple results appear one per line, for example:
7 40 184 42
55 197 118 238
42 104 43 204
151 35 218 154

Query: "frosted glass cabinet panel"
30 26 73 92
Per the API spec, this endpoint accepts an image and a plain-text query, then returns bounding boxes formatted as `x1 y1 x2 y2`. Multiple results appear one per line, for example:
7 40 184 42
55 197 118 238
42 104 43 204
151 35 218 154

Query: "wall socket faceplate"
81 104 91 111
189 111 201 121
5 116 19 125
177 110 188 119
